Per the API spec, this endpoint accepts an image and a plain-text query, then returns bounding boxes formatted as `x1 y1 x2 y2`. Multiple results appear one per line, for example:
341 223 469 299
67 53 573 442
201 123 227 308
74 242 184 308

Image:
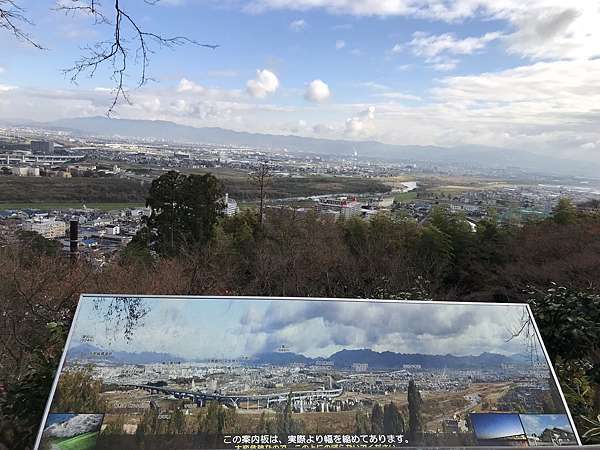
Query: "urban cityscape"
2 124 599 266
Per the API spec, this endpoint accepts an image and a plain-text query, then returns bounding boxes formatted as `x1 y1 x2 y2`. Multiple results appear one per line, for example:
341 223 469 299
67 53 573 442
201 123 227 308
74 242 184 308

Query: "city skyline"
70 296 545 361
1 1 599 164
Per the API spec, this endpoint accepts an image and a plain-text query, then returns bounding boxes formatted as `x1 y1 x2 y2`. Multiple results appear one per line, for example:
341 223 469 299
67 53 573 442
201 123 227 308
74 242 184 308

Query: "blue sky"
520 414 574 437
1 1 600 161
69 296 545 361
470 413 525 440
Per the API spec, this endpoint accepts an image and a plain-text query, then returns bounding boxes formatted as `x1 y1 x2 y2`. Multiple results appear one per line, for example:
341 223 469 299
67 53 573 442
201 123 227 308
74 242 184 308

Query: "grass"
52 431 99 450
394 191 418 202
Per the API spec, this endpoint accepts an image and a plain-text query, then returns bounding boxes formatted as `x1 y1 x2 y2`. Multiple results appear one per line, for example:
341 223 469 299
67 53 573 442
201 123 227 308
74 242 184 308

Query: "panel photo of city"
37 296 579 449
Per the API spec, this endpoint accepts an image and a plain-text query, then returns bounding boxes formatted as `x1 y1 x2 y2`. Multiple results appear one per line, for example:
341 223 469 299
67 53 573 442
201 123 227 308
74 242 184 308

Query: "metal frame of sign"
34 295 583 449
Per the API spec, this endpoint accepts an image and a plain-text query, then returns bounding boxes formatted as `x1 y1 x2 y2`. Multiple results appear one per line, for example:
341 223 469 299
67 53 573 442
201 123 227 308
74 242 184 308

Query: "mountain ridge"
68 343 536 369
25 116 597 177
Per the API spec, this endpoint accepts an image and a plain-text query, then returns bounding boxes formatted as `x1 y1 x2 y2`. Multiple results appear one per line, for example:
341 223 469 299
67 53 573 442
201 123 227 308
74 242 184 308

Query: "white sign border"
33 294 583 448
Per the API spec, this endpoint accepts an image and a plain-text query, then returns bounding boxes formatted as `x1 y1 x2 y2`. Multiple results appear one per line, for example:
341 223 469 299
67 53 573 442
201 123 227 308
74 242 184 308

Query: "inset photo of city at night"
35 295 580 449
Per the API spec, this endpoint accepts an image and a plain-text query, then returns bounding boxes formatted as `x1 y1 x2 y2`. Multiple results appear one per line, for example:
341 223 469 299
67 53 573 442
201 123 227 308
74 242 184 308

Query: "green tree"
552 198 577 225
383 402 405 435
139 171 224 255
257 411 275 434
371 402 384 434
103 415 126 434
17 230 61 257
0 322 67 450
200 401 226 434
355 410 370 434
169 408 186 434
137 407 159 435
415 225 453 277
276 394 296 435
51 367 106 413
408 380 424 444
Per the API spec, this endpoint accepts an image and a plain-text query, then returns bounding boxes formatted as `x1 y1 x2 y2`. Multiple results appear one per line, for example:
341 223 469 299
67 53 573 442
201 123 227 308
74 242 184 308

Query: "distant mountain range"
67 343 186 365
13 116 600 176
254 348 531 369
68 343 535 369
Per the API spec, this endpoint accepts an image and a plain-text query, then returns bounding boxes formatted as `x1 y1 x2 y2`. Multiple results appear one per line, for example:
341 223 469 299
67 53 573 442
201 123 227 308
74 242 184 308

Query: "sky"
470 413 525 440
70 296 544 361
520 414 574 437
1 1 600 162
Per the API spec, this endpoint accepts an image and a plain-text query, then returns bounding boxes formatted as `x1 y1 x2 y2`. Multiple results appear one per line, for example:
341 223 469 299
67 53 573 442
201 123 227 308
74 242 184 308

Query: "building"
30 140 54 155
539 427 576 445
352 363 369 372
104 225 120 235
442 419 460 433
223 193 238 216
317 197 362 218
11 166 39 177
23 218 67 239
403 364 421 370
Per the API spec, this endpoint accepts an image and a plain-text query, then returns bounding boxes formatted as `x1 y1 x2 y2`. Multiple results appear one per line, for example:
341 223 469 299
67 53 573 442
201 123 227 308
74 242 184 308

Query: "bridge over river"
122 384 343 411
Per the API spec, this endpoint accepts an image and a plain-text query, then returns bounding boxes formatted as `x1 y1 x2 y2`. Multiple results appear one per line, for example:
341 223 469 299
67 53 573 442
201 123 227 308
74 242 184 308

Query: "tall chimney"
69 219 79 259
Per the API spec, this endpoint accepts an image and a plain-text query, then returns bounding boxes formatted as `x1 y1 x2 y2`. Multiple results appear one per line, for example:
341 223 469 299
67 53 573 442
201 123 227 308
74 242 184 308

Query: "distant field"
0 177 149 203
0 173 391 205
394 191 418 202
0 202 145 211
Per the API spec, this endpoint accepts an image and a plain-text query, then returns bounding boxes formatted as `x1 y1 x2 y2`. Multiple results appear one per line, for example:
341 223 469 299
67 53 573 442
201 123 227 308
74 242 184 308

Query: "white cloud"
430 57 459 72
3 57 600 164
391 43 403 54
376 92 421 101
248 1 600 60
358 81 390 91
289 19 307 31
0 66 5 75
177 78 205 94
408 31 502 58
305 79 331 103
504 7 596 60
345 106 376 136
403 31 501 70
335 39 346 49
246 69 280 98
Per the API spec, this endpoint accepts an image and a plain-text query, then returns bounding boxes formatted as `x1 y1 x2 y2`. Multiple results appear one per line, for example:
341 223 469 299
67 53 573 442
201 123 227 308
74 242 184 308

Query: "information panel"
35 295 581 449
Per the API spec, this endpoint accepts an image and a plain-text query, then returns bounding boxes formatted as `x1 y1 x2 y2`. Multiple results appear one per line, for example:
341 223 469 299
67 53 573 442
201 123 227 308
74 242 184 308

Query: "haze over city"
1 0 600 165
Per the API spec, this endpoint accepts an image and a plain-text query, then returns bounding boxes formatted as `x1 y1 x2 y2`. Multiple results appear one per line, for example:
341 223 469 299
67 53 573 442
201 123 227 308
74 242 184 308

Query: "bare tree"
1 0 218 114
249 162 273 225
506 305 542 364
0 0 43 48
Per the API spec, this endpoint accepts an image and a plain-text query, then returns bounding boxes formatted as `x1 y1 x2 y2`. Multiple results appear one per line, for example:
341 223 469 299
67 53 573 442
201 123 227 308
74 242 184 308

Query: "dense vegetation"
1 173 599 449
0 177 150 203
0 172 390 205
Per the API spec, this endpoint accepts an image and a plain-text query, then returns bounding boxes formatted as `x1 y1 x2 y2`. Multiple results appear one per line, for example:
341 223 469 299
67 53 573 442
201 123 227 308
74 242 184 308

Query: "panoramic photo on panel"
36 296 579 449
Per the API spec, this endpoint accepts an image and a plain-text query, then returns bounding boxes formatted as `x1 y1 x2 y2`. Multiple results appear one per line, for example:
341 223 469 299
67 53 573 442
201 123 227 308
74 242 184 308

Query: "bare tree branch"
55 0 219 115
249 162 273 226
0 0 44 49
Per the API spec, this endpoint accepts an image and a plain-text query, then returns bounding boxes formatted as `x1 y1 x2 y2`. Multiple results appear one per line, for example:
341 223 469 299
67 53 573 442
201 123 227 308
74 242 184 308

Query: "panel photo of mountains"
39 296 579 449
39 414 103 450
